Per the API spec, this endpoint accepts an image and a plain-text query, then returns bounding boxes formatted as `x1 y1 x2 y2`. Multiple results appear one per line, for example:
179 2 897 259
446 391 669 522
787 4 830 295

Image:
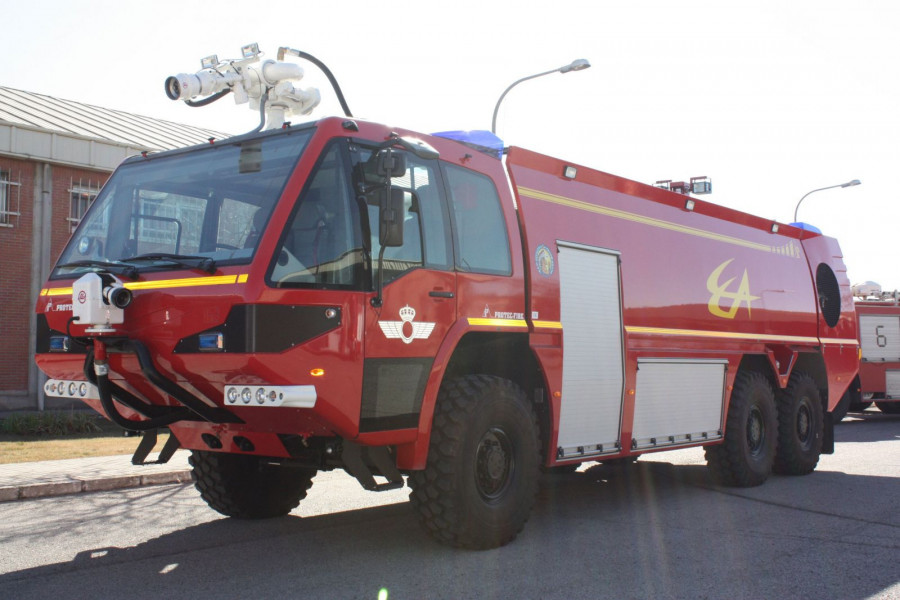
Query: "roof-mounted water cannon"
164 43 322 131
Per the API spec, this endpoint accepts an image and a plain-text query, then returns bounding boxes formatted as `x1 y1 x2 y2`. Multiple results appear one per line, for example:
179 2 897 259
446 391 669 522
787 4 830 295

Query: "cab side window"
444 164 511 275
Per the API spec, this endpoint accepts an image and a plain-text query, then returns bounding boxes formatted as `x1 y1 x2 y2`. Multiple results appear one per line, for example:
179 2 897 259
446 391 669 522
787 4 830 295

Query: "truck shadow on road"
837 410 900 443
1 451 898 599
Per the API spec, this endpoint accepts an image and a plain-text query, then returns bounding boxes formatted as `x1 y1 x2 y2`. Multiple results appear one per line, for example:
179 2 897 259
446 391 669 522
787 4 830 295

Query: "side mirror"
376 148 407 178
380 188 405 248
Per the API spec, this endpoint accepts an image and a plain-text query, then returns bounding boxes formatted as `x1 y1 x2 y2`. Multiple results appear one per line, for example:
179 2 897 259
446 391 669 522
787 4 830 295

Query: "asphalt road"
0 411 897 600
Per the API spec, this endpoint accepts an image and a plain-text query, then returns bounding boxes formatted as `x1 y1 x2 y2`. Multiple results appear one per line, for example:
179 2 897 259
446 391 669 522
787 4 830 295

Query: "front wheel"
705 370 777 487
190 451 316 519
409 375 541 549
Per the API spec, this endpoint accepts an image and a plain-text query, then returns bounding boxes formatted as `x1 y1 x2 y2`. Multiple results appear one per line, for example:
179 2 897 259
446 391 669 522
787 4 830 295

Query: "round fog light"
256 388 267 404
227 387 239 404
241 387 252 404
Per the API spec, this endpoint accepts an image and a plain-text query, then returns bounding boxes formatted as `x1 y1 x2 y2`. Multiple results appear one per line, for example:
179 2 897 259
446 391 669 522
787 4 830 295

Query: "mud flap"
823 412 835 455
131 429 182 465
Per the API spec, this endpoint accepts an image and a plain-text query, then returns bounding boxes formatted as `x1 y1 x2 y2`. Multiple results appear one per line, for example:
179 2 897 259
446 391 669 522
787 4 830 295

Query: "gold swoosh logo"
707 259 760 319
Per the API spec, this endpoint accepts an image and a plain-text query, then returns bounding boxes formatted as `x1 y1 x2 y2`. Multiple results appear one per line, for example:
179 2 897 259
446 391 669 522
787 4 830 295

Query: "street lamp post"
793 179 861 223
491 59 591 134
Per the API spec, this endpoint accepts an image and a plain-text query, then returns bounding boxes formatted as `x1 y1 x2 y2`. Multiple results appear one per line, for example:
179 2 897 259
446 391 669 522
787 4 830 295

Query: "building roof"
0 86 227 151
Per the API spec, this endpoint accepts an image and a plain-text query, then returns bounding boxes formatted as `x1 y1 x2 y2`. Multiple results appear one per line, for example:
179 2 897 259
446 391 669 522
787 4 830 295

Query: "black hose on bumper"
95 366 191 431
84 339 243 431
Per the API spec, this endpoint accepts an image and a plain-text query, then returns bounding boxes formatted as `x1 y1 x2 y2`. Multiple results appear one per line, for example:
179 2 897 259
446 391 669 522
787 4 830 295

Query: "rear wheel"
190 451 315 519
705 370 777 487
774 372 824 475
409 375 541 549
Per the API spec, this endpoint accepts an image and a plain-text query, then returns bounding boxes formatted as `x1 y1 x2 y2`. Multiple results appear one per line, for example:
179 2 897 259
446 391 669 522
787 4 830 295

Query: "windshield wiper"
55 260 139 280
121 253 217 274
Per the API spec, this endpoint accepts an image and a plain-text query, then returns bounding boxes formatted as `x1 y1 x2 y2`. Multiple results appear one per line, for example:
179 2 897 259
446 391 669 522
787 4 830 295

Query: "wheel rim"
475 427 514 501
747 406 765 456
796 400 812 448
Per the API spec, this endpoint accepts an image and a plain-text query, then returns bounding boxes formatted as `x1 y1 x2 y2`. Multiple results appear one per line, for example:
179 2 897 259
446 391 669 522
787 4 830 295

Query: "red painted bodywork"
506 147 857 460
35 116 859 472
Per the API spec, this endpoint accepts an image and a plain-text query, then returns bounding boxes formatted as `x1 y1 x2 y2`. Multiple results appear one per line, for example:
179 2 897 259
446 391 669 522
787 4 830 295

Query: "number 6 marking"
876 325 888 348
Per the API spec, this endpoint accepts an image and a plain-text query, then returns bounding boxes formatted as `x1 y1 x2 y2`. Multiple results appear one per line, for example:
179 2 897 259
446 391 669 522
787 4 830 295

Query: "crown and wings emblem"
378 305 436 344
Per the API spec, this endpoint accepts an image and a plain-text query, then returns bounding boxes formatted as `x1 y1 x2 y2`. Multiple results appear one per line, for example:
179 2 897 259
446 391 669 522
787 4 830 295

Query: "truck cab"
37 115 530 462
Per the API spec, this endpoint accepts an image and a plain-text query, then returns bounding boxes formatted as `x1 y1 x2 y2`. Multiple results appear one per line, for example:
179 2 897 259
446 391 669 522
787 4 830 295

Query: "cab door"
361 154 456 434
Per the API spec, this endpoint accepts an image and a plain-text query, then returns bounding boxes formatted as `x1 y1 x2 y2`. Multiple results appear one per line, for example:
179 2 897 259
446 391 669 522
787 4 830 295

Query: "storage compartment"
632 358 726 450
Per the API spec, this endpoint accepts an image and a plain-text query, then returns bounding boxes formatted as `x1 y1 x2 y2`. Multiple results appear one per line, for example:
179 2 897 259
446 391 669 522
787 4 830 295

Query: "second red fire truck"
845 283 900 416
34 45 859 548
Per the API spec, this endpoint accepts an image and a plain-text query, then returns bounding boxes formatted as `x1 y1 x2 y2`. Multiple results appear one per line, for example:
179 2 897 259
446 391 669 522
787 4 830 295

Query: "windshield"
53 129 313 278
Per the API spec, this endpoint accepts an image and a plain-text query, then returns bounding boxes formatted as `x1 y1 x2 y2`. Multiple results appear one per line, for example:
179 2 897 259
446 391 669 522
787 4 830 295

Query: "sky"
5 0 899 289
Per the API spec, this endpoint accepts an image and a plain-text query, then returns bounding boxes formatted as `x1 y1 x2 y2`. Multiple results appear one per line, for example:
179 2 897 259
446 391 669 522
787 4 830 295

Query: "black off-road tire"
408 375 541 549
190 451 316 519
875 401 900 414
773 372 824 475
705 370 777 487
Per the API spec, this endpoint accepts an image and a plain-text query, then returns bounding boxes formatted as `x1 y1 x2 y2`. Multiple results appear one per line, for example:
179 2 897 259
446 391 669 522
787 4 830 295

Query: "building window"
68 181 101 232
0 171 21 228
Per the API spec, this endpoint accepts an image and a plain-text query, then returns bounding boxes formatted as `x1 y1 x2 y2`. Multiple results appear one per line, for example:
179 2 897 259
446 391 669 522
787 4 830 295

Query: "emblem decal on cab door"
379 305 436 344
535 244 555 277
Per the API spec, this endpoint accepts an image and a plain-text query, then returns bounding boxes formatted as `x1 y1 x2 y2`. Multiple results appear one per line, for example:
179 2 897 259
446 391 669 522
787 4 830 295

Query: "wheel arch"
443 332 543 391
444 332 551 458
398 330 550 471
792 353 829 402
741 350 829 409
739 350 833 457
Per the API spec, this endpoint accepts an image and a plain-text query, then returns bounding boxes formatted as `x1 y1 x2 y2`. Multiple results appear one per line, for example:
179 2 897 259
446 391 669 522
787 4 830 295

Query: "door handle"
429 290 455 298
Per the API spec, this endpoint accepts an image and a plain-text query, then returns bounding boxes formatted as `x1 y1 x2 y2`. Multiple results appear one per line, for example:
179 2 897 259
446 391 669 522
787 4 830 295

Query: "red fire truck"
848 283 900 415
34 46 859 548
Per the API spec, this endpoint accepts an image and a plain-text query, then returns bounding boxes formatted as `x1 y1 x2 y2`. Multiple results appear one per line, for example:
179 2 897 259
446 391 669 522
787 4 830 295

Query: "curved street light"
793 179 861 223
491 59 591 134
